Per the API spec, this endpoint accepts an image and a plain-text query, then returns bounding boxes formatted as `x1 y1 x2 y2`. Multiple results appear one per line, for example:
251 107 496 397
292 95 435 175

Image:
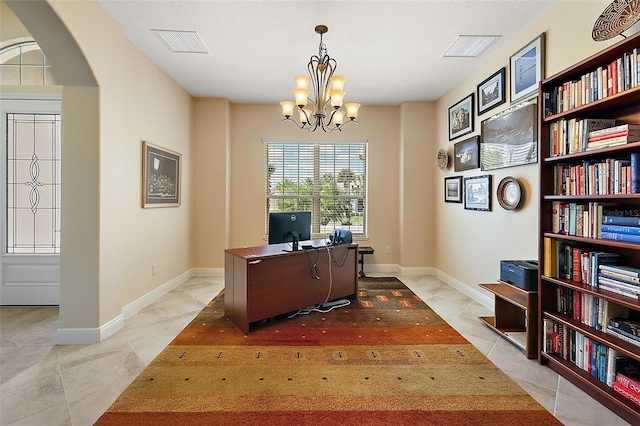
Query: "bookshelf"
479 281 538 358
538 32 640 424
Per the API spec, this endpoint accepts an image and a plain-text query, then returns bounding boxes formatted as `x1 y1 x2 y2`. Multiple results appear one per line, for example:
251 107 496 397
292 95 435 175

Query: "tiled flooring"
0 274 631 425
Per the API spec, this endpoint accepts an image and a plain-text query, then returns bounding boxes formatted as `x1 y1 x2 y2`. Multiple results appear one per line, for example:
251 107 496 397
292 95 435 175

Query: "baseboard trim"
56 312 125 345
58 269 195 345
122 270 192 320
192 268 224 277
434 269 493 310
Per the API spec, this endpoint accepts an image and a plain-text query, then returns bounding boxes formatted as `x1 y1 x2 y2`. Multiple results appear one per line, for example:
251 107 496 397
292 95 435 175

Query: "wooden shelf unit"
537 32 640 424
479 281 538 359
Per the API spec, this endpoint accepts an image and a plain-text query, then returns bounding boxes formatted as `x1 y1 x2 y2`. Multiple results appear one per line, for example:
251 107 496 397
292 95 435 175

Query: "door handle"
248 259 262 265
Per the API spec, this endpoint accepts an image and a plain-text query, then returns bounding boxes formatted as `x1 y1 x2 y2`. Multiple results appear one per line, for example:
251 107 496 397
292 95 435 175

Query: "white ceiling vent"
152 30 208 54
443 35 501 58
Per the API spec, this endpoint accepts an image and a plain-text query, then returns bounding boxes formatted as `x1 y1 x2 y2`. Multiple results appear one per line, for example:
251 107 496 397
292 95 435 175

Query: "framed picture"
480 100 537 171
477 67 506 115
444 176 463 203
142 141 182 208
453 136 480 172
464 174 492 211
448 93 474 140
510 33 545 104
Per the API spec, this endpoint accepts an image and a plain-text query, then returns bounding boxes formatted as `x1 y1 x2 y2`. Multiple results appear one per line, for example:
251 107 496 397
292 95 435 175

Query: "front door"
0 97 61 305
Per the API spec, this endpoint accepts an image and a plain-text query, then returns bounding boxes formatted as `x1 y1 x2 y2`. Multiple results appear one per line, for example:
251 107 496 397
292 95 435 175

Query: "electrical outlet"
152 264 158 276
385 246 391 254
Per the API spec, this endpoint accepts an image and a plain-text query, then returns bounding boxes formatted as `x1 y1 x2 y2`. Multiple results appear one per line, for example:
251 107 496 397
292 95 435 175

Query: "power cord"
303 246 320 280
286 298 351 318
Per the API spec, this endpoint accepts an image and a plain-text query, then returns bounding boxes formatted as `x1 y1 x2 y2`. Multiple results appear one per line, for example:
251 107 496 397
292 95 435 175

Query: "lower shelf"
479 316 527 352
542 352 640 424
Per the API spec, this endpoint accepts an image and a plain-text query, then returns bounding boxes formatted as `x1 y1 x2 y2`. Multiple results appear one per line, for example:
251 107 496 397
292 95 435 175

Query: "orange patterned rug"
96 277 560 425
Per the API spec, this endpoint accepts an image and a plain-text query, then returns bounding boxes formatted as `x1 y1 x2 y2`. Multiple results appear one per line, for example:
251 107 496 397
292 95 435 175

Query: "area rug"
96 277 560 425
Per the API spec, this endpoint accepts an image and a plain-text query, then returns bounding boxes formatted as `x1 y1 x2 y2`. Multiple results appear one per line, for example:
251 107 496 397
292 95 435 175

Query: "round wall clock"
497 176 522 210
592 0 640 41
437 148 449 170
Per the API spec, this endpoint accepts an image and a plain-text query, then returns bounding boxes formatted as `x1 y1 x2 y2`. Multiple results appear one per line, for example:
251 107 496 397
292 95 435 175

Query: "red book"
572 247 581 282
612 381 640 406
617 373 640 394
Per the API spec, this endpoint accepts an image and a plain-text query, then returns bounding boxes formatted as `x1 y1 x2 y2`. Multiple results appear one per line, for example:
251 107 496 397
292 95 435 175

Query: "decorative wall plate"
497 176 522 210
592 0 640 41
437 148 449 170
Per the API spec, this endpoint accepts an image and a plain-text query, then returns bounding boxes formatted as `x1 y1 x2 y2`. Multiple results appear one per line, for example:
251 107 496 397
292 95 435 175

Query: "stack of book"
613 371 640 408
586 124 640 151
607 318 640 348
601 213 640 244
598 264 640 300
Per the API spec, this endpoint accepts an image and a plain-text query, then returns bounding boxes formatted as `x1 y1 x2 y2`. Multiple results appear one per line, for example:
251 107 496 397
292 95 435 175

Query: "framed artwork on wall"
448 93 474 140
480 100 538 171
509 33 545 104
464 174 492 211
477 67 506 115
444 176 463 203
453 135 480 172
142 141 182 208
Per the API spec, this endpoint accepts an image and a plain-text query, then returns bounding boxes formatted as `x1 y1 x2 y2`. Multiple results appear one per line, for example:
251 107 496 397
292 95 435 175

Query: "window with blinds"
266 141 367 239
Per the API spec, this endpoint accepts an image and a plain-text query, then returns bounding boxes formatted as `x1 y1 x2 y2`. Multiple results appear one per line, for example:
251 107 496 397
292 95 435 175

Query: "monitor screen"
268 211 311 251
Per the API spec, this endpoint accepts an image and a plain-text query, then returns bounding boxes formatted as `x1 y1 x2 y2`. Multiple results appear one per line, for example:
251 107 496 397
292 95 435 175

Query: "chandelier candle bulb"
331 75 346 90
295 75 311 89
279 25 360 132
345 102 361 120
329 90 345 107
293 89 309 107
280 101 295 118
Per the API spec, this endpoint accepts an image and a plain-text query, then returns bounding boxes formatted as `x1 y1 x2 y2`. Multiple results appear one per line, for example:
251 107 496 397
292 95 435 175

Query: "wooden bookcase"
479 281 538 358
537 32 640 424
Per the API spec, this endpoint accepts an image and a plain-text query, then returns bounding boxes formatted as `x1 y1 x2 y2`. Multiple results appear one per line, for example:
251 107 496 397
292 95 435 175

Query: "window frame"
264 139 368 241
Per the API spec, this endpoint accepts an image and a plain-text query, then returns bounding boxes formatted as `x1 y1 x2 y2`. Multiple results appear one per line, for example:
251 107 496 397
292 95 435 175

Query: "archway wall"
5 0 194 335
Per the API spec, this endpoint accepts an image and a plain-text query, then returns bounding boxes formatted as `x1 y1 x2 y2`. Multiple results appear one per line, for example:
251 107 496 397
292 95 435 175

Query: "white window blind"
266 141 367 239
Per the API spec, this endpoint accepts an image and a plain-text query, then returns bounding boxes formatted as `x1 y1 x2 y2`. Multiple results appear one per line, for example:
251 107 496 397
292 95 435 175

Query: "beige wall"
434 0 620 297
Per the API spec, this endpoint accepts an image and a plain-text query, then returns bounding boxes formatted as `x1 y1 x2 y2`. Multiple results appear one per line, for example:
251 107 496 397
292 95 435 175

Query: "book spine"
612 381 640 406
601 215 640 226
601 231 640 243
601 224 640 235
631 153 640 194
617 373 640 394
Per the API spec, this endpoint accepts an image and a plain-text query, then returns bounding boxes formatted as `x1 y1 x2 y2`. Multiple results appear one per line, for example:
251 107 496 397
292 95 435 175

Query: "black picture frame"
480 100 538 171
453 135 480 172
142 141 182 208
477 67 506 115
464 174 492 211
448 93 474 140
510 33 545 104
444 176 463 203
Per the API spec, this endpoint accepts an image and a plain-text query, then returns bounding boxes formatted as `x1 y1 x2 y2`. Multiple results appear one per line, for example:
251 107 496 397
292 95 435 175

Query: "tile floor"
0 274 631 425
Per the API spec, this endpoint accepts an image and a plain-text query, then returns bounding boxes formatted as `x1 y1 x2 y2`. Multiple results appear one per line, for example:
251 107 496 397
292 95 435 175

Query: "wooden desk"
225 241 358 334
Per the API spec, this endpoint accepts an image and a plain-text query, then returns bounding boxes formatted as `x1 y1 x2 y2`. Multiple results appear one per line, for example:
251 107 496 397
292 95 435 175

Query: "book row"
550 202 640 239
552 154 640 195
543 318 640 392
548 119 640 156
555 286 630 332
544 239 640 300
543 48 640 117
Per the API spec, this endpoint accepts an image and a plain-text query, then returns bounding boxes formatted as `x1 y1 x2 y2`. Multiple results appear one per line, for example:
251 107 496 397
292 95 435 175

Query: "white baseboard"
434 269 493 310
192 268 224 277
122 270 192 320
57 269 196 345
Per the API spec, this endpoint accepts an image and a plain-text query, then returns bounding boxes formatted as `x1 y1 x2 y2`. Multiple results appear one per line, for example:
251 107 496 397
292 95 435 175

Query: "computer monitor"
268 211 311 251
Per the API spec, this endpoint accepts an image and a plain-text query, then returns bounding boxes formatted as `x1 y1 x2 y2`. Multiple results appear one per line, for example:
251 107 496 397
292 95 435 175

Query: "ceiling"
96 0 561 105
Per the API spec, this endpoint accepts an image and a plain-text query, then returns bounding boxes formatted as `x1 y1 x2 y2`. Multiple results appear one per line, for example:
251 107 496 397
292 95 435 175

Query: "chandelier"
280 25 361 132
